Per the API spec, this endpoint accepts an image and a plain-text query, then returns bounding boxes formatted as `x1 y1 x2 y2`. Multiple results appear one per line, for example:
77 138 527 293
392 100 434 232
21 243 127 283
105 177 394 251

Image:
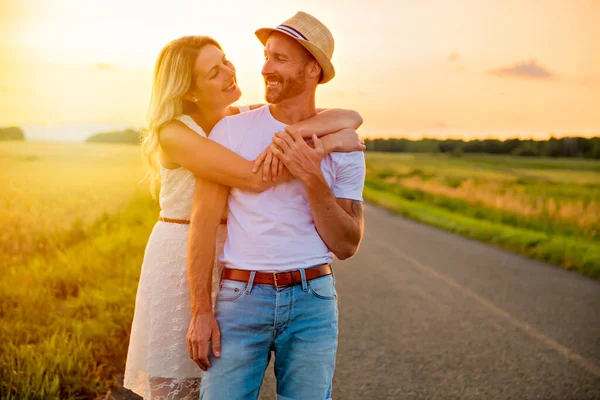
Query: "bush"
86 129 140 145
0 126 25 141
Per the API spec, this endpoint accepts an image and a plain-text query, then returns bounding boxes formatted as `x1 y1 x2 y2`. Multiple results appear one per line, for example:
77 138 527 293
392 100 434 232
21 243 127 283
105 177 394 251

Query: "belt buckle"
273 272 282 288
273 272 288 288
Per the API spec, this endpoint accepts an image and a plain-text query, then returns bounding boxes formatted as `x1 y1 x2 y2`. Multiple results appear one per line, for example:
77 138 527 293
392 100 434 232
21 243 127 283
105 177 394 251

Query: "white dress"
123 109 246 399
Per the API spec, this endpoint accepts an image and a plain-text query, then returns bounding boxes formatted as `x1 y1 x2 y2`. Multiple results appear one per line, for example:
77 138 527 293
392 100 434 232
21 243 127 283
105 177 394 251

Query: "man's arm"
186 177 229 371
304 178 364 259
270 131 365 259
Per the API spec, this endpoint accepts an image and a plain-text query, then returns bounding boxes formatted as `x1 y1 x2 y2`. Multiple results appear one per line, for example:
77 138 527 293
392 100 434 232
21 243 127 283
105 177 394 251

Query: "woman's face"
189 44 242 109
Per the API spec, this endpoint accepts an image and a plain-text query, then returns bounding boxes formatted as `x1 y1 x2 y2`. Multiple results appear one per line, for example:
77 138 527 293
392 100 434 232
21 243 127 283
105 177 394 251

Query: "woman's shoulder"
160 116 207 139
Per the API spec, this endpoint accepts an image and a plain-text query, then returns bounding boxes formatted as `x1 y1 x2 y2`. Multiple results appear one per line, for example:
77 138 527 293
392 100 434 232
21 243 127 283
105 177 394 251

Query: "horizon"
1 0 599 140
3 123 598 144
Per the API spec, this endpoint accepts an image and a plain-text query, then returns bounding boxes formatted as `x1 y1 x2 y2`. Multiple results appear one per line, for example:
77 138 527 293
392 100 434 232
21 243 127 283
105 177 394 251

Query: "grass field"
1 142 599 397
0 142 151 269
0 142 157 398
364 152 600 279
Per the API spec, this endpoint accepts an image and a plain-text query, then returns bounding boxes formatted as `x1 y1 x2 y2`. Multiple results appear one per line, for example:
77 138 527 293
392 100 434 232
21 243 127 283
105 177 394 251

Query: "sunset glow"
1 0 599 139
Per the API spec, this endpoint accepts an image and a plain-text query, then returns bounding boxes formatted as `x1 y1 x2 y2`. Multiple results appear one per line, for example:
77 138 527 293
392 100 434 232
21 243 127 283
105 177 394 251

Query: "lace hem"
124 371 200 400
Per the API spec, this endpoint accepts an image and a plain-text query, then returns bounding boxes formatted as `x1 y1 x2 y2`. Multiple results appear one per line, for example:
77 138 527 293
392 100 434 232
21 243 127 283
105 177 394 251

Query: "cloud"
447 52 465 71
95 63 116 70
489 59 555 80
447 52 459 62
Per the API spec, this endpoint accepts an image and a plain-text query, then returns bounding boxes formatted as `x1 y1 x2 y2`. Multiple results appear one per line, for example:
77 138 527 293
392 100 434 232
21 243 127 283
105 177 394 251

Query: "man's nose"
261 59 273 76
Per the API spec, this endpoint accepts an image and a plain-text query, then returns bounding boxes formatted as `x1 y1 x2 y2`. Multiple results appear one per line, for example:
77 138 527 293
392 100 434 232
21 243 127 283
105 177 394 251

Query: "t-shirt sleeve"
332 151 366 201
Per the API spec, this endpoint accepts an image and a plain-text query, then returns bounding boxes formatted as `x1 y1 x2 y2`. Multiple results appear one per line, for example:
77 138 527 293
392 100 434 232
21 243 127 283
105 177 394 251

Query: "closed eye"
209 56 230 79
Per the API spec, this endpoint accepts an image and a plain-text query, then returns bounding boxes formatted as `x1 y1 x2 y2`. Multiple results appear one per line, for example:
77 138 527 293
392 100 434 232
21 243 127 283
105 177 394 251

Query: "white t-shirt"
209 105 365 272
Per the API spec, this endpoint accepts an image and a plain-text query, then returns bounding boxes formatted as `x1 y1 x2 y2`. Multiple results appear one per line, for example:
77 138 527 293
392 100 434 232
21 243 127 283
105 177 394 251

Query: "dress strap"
175 114 207 137
237 105 251 113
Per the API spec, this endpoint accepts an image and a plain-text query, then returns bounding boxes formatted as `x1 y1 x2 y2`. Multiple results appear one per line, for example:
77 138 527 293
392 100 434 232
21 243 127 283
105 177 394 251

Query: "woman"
123 36 365 399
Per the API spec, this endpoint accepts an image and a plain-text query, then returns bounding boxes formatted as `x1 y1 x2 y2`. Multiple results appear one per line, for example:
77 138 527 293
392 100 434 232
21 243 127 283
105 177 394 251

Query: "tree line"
3 123 599 159
364 136 600 159
86 129 140 144
0 127 25 141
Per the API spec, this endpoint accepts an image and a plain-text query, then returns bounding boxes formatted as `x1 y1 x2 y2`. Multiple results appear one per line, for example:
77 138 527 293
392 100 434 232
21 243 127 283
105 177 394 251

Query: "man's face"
261 32 315 104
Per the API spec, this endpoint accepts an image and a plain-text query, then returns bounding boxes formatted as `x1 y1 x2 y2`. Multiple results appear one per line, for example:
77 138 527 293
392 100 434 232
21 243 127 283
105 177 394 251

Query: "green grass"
364 152 600 279
0 195 158 398
364 186 600 279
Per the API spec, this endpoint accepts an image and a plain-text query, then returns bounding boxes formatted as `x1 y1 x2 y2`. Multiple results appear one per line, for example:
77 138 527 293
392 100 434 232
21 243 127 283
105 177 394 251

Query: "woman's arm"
288 108 363 138
234 105 363 137
159 120 289 192
318 128 365 155
253 109 365 180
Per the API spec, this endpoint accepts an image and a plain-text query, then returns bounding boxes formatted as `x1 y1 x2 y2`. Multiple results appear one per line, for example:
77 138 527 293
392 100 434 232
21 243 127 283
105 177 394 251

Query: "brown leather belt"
222 264 332 288
159 217 227 225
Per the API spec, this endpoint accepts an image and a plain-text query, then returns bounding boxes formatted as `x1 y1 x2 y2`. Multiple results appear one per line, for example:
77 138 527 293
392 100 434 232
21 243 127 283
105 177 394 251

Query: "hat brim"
255 27 335 84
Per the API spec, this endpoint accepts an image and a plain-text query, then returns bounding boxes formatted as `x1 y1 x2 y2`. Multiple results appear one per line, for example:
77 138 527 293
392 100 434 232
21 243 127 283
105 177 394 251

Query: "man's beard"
264 70 307 104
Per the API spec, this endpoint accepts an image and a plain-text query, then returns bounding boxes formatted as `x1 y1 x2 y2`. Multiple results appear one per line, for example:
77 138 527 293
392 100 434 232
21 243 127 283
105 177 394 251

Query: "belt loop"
330 264 336 284
299 268 308 292
246 271 256 294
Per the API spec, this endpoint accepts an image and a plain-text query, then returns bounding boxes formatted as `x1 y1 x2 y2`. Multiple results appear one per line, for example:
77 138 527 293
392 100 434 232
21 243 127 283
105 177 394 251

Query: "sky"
1 0 599 140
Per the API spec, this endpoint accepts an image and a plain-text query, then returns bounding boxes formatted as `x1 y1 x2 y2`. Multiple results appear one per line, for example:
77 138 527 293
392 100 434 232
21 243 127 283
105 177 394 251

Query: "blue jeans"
200 269 339 400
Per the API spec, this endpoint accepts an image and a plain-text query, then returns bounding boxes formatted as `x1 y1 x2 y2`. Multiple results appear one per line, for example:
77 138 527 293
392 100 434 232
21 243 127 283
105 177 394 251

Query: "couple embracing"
124 11 366 400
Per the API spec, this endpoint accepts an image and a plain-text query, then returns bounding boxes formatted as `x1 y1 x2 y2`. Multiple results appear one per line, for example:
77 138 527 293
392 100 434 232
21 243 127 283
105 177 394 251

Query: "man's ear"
307 60 322 80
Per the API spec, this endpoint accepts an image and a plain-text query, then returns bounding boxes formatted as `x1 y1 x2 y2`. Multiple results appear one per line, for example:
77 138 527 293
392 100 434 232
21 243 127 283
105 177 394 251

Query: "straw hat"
255 11 335 84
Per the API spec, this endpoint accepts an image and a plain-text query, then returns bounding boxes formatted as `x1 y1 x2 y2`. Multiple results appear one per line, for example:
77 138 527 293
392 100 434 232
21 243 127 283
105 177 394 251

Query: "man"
186 11 365 400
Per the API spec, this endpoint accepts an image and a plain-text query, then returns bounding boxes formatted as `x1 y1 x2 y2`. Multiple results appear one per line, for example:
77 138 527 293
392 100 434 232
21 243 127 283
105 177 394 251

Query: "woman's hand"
323 128 366 154
252 147 283 181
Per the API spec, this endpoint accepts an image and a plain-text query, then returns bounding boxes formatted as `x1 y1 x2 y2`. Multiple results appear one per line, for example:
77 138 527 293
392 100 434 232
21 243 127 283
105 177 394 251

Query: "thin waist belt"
159 217 227 225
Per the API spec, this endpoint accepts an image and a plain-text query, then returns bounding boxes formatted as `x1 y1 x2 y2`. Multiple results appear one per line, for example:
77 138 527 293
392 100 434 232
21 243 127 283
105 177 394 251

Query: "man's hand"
186 312 221 371
270 129 325 183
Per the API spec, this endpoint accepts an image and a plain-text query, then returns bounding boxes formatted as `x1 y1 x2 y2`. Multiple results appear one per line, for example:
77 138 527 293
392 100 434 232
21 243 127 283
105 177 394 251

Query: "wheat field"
0 142 150 269
1 141 157 398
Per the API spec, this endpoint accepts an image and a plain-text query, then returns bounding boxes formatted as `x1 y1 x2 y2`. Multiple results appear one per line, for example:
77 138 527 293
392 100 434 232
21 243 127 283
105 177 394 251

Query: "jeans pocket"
217 279 247 302
307 275 337 300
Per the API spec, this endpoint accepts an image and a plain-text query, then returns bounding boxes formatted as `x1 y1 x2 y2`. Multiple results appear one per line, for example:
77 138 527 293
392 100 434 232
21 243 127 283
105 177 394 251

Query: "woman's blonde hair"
141 36 221 198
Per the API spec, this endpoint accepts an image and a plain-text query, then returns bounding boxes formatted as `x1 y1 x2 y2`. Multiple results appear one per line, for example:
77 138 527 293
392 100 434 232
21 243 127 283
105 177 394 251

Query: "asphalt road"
257 203 600 400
